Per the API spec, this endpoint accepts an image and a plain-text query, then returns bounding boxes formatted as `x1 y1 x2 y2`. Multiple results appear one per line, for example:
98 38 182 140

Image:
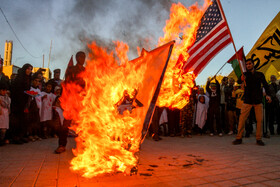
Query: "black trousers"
58 120 70 147
266 102 280 134
208 104 221 133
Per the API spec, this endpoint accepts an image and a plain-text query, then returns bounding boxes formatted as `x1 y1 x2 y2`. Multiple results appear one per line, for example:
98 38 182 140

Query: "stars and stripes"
182 0 232 75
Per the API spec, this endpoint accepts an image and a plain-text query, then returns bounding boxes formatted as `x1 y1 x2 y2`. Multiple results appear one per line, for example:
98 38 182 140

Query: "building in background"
2 40 51 80
4 40 13 66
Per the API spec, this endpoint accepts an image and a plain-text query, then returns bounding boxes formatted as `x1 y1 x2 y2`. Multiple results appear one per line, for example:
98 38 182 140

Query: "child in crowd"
0 81 11 146
25 74 42 141
232 83 244 125
195 95 209 135
159 107 168 136
53 96 70 154
41 81 56 138
54 86 62 96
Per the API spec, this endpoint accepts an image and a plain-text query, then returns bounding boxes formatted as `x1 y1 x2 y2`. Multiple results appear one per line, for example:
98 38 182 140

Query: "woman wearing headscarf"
10 63 33 144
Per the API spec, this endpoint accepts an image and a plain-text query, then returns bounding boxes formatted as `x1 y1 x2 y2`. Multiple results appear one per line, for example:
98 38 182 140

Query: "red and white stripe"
183 10 232 75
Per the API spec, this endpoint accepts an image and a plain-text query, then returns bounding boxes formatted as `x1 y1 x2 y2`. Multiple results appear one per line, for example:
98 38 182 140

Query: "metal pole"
214 61 228 77
43 54 44 68
48 40 52 69
216 0 246 85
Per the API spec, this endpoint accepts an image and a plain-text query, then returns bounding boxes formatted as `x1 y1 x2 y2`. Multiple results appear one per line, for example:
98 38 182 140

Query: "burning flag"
61 41 174 177
157 0 232 109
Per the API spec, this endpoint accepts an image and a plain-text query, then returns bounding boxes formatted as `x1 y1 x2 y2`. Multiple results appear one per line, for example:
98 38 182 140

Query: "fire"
61 42 147 177
157 0 211 109
61 0 212 178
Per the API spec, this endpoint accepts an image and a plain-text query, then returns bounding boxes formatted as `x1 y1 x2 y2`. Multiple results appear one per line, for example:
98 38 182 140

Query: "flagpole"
214 61 228 77
216 0 246 81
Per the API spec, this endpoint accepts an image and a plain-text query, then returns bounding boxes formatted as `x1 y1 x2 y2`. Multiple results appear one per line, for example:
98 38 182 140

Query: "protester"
232 82 243 133
220 77 228 133
225 78 237 135
168 108 180 137
267 75 280 135
195 95 209 135
0 80 10 146
55 51 86 154
206 76 222 136
53 96 70 154
10 63 33 144
150 106 162 141
65 51 86 88
179 89 196 138
49 69 62 93
41 81 56 138
0 60 10 90
34 68 46 91
25 74 42 141
159 107 168 136
233 59 272 146
54 86 62 96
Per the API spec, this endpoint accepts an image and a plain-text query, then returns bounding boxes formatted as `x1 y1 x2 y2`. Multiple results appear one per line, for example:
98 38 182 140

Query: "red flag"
182 0 232 75
64 55 73 79
67 55 74 68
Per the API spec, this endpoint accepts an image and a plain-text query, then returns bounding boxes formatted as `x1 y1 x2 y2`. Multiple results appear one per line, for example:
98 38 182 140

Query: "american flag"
182 0 232 75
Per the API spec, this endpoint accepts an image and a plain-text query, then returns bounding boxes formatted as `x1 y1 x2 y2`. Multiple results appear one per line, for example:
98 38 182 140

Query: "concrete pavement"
0 134 280 187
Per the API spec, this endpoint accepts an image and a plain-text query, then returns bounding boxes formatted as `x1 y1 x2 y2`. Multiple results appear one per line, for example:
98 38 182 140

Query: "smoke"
56 0 174 60
1 0 204 70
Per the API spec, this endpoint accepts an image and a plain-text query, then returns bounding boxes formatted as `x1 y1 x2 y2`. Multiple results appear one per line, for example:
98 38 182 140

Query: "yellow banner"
246 11 280 70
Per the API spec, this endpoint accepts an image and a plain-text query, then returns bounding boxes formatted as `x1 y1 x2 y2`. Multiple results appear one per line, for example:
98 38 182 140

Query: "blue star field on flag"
196 0 222 43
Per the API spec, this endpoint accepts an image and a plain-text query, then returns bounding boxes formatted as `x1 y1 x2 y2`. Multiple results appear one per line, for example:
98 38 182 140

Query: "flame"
157 0 211 109
61 42 149 177
61 0 212 178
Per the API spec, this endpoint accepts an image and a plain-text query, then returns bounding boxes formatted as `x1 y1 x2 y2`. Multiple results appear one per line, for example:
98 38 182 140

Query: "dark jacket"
268 83 280 103
10 64 32 114
206 79 221 107
238 71 270 104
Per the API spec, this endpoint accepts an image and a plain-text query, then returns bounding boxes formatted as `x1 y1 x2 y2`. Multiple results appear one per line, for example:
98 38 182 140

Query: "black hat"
54 69 61 74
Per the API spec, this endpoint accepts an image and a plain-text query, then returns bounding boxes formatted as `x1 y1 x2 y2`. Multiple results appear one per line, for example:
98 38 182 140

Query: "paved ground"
0 133 280 187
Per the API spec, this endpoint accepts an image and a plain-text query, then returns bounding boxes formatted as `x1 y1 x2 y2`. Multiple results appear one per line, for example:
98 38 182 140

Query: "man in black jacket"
233 59 271 146
206 76 222 136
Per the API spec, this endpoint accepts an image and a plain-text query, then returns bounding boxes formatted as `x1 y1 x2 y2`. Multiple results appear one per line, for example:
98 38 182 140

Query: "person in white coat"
195 95 209 135
41 81 56 138
0 81 11 145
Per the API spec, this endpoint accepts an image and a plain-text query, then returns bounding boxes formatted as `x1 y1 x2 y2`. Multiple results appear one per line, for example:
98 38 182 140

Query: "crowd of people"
0 51 86 153
150 59 280 146
0 55 279 152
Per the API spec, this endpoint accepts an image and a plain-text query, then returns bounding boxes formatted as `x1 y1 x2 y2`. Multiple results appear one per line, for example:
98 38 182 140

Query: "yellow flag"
246 11 280 70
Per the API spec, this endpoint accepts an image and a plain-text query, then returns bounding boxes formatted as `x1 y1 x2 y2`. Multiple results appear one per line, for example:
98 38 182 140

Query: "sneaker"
232 139 242 145
218 133 223 137
256 140 265 146
209 133 214 136
228 131 233 135
55 146 66 154
28 136 36 142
